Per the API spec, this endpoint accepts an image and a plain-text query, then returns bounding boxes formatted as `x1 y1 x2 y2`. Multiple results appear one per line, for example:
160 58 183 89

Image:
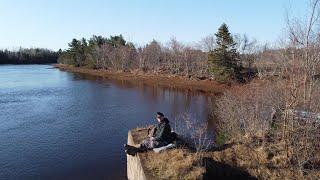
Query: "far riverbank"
53 64 230 95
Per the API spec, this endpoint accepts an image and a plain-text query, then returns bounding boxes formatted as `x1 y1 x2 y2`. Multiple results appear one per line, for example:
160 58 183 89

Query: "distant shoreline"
0 63 55 65
53 64 229 95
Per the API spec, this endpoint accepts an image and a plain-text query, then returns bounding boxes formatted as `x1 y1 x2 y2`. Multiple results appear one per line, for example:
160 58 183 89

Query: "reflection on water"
0 65 214 179
72 72 214 121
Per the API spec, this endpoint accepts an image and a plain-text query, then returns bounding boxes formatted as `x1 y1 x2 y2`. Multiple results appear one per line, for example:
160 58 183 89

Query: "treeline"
58 35 208 77
58 24 257 82
0 48 58 64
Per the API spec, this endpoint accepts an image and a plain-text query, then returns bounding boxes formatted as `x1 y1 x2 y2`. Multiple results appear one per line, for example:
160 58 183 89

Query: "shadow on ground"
203 157 257 180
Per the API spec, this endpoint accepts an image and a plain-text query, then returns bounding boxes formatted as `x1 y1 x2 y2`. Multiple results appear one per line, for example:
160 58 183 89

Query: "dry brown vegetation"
130 128 206 179
209 1 320 178
212 80 320 179
143 149 205 179
208 139 320 179
132 122 319 179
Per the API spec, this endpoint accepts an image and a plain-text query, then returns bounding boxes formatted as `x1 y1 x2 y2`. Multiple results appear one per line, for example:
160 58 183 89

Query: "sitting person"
125 112 172 156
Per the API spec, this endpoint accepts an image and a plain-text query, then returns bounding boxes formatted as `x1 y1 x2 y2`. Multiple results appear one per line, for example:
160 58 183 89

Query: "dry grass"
130 128 205 179
208 138 320 180
131 127 318 179
213 77 320 179
143 149 205 179
140 135 319 179
131 123 320 179
131 127 149 144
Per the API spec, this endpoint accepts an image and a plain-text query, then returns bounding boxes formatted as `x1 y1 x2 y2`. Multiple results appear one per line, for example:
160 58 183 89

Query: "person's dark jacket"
153 118 171 142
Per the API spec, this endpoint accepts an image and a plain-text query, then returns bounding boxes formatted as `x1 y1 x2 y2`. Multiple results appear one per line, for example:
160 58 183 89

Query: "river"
0 65 212 179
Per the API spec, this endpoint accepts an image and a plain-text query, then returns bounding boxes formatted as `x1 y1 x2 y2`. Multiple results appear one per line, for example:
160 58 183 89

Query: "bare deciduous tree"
173 113 212 163
95 43 114 69
234 33 258 69
140 40 162 71
214 84 285 141
197 34 216 52
285 0 320 109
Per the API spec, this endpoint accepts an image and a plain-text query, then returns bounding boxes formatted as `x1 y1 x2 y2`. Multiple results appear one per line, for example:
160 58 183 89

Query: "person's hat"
157 112 164 117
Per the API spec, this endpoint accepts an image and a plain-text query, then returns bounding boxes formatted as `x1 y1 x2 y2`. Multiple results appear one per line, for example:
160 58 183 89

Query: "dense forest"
0 48 58 64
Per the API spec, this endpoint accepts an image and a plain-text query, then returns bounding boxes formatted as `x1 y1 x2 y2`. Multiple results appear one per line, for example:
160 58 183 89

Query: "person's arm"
154 122 171 141
153 124 165 141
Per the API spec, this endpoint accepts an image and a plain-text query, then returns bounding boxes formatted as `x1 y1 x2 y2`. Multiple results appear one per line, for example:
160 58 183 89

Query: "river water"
0 65 212 179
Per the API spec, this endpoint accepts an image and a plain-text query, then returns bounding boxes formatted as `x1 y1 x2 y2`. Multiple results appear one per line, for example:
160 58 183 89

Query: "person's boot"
124 144 130 151
124 144 141 156
125 148 137 156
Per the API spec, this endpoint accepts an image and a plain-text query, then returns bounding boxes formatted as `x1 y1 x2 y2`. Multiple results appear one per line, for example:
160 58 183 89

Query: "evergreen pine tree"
68 38 81 66
208 23 240 82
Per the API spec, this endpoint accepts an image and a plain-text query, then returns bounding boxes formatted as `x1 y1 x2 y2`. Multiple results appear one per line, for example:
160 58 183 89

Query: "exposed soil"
53 64 230 95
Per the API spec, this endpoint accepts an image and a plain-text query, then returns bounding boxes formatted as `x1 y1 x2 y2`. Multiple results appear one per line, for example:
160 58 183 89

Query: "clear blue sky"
0 0 308 51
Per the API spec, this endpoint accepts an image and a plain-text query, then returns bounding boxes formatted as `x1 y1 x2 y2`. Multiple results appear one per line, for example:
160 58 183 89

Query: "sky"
0 0 309 51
